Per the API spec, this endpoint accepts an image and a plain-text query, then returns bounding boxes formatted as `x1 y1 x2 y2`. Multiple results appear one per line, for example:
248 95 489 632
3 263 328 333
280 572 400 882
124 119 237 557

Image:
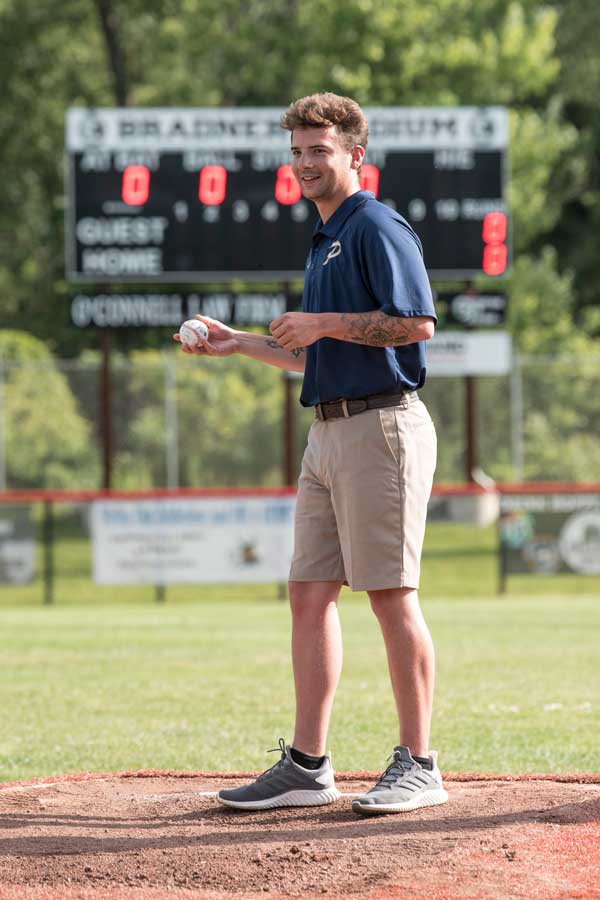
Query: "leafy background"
0 0 599 487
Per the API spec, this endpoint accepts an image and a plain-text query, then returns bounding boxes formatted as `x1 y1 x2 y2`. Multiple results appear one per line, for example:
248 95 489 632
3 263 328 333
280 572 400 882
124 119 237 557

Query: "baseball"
179 319 209 347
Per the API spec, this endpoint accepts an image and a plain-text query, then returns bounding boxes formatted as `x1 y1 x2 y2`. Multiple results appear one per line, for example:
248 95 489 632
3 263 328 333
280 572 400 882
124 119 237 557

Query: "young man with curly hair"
175 92 446 816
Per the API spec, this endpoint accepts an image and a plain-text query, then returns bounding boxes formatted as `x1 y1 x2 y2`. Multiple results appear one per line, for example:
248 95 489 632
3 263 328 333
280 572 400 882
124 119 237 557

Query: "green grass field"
0 521 598 781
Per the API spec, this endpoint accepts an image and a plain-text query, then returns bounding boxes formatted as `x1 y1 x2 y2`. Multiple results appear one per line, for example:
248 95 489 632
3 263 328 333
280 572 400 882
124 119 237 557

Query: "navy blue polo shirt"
300 190 436 407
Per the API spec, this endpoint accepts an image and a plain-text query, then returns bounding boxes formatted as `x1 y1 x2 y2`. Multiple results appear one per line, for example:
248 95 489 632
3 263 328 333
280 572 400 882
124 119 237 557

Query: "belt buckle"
341 399 350 418
315 404 325 421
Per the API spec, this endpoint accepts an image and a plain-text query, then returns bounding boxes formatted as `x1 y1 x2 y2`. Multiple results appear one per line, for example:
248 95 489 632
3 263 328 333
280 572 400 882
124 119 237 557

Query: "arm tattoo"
266 338 305 358
339 311 420 347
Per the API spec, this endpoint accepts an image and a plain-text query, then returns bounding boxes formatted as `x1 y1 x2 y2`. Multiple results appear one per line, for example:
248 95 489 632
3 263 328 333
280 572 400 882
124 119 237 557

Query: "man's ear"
351 145 366 169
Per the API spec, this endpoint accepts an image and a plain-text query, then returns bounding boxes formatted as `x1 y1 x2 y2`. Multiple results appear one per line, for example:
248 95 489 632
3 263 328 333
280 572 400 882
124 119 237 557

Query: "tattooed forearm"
338 312 428 347
266 338 306 358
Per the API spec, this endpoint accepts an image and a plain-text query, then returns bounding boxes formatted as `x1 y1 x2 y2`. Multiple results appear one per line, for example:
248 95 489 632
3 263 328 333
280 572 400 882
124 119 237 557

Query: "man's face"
290 125 361 203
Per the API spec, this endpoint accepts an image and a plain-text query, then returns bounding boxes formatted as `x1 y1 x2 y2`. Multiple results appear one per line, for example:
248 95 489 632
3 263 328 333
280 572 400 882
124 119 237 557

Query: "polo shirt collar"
313 190 373 238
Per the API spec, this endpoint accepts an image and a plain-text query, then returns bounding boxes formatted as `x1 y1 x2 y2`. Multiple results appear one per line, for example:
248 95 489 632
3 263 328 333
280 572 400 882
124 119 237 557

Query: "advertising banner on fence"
91 496 295 584
499 492 600 576
0 505 35 584
427 330 512 376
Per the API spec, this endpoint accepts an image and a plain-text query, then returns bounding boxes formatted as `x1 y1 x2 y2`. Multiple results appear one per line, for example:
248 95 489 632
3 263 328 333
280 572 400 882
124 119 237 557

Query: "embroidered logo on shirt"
323 240 342 266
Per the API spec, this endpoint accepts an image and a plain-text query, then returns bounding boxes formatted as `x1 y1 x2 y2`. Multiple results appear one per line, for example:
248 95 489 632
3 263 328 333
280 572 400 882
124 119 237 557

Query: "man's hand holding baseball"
173 316 239 357
269 312 322 351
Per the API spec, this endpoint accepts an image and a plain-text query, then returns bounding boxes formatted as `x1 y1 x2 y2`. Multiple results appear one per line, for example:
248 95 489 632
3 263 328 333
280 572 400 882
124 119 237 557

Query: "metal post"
465 375 477 482
497 513 507 595
462 281 477 484
278 373 296 602
283 372 296 486
279 282 296 601
100 330 113 489
510 352 524 482
43 499 54 605
164 353 179 488
0 358 6 490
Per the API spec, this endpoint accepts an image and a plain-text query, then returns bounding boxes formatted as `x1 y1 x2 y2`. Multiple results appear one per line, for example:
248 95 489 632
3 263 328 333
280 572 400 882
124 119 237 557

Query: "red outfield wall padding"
1 483 600 503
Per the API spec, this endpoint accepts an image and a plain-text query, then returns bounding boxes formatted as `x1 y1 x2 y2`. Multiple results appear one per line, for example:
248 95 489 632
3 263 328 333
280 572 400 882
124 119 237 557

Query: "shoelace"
256 737 287 782
374 753 416 788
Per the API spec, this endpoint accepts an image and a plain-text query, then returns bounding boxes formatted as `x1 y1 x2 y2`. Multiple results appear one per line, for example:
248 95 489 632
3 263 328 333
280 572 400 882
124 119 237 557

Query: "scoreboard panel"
66 107 509 282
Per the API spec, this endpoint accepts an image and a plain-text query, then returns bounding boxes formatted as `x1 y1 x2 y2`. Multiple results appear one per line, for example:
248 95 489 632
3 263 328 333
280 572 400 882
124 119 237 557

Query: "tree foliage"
0 332 98 487
0 0 598 487
0 0 597 354
110 350 284 488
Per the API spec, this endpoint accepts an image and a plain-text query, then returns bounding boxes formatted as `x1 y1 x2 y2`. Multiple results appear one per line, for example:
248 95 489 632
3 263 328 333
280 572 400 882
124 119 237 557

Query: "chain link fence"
1 352 599 491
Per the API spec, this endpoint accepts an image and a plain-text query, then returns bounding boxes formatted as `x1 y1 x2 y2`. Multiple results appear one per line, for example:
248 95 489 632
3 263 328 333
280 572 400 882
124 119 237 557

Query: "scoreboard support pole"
282 285 297 489
283 373 296 487
279 285 297 603
278 374 295 602
465 375 477 482
100 328 113 490
462 281 478 483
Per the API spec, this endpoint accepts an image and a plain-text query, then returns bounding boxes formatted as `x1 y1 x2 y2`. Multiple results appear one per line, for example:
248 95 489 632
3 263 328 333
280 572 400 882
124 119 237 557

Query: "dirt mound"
0 772 598 899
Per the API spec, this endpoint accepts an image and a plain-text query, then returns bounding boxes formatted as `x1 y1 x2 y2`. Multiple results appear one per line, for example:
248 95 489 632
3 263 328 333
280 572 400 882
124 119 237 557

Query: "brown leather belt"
314 390 417 421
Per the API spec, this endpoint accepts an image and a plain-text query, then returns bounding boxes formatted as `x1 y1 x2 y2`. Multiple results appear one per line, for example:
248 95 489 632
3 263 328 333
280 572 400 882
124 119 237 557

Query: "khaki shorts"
289 396 437 591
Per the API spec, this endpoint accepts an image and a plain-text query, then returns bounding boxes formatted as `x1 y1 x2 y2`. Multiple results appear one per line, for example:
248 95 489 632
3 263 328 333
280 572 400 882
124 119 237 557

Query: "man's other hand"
269 312 322 351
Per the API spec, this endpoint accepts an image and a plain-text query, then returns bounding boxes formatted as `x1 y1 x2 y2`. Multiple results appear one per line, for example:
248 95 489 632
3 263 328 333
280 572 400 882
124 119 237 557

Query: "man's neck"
315 184 361 224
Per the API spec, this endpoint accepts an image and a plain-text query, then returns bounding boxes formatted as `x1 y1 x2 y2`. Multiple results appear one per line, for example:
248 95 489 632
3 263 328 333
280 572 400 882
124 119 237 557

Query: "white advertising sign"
427 330 512 376
0 507 35 584
91 496 295 584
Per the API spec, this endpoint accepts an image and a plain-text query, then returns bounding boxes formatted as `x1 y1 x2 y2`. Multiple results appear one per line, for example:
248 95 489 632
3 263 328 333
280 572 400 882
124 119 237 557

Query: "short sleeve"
359 215 437 321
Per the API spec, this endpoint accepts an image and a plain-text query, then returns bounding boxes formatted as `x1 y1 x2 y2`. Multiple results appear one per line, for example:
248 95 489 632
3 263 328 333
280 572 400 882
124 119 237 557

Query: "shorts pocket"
378 408 400 465
403 399 433 431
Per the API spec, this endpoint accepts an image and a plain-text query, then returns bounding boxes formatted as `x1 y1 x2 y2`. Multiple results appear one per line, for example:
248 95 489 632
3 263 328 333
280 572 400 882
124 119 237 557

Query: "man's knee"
368 587 418 619
288 580 342 618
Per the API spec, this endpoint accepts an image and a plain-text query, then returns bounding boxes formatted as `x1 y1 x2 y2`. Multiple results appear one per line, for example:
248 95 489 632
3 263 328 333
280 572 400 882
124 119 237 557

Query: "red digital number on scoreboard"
359 164 380 197
482 211 508 275
275 165 302 205
121 165 151 206
198 165 228 205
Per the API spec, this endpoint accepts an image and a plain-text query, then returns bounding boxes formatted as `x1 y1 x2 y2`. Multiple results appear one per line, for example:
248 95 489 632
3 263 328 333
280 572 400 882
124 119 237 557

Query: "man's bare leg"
289 580 344 757
368 587 435 758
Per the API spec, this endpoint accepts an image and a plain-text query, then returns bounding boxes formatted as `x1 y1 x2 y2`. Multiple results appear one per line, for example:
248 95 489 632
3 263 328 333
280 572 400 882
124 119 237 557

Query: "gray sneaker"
352 745 448 815
217 739 340 810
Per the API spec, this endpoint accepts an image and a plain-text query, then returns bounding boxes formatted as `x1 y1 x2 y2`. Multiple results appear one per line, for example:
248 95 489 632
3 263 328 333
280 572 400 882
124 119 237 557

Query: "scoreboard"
65 107 509 283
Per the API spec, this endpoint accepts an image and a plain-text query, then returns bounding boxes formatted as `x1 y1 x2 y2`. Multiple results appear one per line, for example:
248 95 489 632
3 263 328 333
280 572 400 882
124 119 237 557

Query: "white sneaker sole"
218 787 340 810
352 787 449 815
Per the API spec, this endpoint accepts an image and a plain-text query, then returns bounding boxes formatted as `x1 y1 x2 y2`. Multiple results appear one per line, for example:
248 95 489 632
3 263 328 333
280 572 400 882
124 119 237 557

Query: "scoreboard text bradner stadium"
65 107 509 283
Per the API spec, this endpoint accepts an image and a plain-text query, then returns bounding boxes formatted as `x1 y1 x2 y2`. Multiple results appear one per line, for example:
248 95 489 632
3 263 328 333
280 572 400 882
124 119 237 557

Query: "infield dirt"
0 771 598 900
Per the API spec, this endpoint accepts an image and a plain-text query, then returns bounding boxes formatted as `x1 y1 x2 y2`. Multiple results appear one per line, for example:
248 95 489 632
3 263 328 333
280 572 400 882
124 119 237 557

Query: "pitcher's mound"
0 771 599 899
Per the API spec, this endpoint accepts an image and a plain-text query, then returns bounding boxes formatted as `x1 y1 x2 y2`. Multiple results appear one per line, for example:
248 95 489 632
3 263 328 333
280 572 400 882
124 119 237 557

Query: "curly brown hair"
280 92 369 152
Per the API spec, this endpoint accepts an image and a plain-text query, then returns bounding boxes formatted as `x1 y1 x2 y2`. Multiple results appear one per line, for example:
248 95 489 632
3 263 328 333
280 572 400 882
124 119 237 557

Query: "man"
174 92 447 816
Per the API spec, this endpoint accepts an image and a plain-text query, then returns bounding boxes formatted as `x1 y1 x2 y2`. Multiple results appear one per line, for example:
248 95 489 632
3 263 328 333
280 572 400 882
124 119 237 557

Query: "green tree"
0 332 99 487
548 0 600 327
105 350 283 488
